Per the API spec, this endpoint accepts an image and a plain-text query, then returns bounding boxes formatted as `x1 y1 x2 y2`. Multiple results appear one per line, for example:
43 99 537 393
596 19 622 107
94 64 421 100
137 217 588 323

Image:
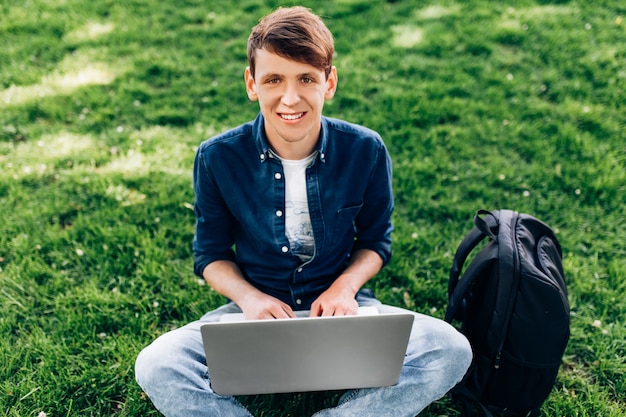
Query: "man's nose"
281 83 300 106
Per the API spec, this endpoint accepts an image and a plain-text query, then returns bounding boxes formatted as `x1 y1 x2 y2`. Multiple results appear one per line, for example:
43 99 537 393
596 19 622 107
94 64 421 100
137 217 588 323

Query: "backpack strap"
445 210 500 323
448 210 498 294
486 209 523 361
454 210 520 360
474 209 499 241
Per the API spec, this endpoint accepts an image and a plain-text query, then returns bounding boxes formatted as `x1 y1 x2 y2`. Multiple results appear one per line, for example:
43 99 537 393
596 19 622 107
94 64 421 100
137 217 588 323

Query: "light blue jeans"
135 293 472 417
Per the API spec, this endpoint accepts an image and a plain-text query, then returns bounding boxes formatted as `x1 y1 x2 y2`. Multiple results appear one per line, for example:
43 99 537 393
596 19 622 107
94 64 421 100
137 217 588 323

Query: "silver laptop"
200 307 414 395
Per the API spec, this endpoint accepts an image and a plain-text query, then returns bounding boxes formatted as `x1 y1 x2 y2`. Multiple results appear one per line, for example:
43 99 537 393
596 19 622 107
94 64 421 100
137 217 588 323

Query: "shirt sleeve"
192 143 237 277
352 140 394 266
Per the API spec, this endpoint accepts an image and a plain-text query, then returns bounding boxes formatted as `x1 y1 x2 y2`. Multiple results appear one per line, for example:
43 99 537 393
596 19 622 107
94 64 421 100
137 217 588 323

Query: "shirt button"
276 210 283 217
281 246 289 253
260 154 265 160
274 172 282 180
296 299 302 305
297 267 303 272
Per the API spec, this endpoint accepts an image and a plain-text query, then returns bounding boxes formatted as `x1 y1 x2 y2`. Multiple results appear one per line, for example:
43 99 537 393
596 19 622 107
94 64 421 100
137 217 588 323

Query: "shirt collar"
253 112 328 164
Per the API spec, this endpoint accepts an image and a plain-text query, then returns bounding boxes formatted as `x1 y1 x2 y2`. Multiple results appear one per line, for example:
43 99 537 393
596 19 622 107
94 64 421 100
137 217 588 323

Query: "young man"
135 6 471 417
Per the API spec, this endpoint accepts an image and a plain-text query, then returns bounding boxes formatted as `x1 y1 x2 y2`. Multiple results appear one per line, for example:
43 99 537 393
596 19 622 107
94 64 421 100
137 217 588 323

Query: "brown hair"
247 6 334 79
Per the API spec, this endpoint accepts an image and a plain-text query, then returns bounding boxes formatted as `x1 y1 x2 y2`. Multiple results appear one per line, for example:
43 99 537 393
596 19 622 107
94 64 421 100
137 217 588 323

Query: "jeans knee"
135 341 173 391
134 345 155 389
407 317 472 381
439 324 473 380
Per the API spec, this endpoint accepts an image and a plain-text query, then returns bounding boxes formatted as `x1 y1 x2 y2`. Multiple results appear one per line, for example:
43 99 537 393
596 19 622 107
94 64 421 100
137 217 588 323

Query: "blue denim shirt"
193 113 394 310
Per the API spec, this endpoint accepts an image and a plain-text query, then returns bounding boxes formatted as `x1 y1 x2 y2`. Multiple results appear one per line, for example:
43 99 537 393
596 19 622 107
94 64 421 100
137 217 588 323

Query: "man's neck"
270 142 317 160
265 129 320 160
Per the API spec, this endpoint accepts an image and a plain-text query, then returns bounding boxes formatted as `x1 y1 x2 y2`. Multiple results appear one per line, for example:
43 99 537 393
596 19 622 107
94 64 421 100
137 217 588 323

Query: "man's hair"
247 6 334 80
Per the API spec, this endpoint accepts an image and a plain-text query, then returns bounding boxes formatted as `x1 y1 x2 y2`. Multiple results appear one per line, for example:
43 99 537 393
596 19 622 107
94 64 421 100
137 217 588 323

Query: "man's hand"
309 249 384 317
239 291 296 320
310 280 359 317
202 260 295 320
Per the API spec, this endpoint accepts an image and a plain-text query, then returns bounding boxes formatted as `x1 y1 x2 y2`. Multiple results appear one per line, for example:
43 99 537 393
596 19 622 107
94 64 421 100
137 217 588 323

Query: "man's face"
245 48 337 158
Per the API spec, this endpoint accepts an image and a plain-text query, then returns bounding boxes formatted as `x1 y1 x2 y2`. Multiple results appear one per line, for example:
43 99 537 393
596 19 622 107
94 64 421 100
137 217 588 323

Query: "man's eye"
267 78 280 84
301 77 314 84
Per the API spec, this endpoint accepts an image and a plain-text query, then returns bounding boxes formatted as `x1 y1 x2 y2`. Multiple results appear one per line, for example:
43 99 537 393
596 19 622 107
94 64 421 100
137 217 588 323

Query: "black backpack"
444 209 570 417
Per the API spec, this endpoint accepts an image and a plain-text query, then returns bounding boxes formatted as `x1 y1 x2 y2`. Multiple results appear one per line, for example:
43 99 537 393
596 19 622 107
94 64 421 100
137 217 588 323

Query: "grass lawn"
1 0 624 416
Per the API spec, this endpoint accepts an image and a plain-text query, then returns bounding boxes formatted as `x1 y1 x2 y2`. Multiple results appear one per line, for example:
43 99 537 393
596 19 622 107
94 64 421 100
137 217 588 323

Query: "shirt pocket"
332 203 363 247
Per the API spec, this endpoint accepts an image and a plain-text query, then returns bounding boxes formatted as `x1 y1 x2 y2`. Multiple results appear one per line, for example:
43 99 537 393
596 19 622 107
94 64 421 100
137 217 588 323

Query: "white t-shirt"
275 152 316 261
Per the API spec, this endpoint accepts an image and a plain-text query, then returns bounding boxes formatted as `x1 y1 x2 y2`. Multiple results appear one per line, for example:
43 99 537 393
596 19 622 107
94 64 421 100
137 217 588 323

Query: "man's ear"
324 66 338 100
244 67 258 101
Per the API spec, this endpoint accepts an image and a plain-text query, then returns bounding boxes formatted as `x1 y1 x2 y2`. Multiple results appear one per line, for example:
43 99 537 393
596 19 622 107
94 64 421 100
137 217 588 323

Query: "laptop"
200 307 414 395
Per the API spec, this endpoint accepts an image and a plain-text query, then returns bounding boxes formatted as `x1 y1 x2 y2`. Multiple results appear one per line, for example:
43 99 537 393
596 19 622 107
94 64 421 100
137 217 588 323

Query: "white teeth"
281 113 303 120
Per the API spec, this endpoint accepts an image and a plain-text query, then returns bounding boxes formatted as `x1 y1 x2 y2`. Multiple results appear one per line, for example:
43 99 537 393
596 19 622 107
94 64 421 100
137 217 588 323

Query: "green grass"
1 0 624 416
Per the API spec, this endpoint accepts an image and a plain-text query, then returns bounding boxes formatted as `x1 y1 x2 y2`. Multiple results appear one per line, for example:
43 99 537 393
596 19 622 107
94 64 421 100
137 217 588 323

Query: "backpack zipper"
494 351 502 369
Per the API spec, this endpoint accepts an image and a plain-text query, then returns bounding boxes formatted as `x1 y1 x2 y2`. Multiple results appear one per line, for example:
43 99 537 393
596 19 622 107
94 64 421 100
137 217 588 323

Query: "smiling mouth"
279 112 305 121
